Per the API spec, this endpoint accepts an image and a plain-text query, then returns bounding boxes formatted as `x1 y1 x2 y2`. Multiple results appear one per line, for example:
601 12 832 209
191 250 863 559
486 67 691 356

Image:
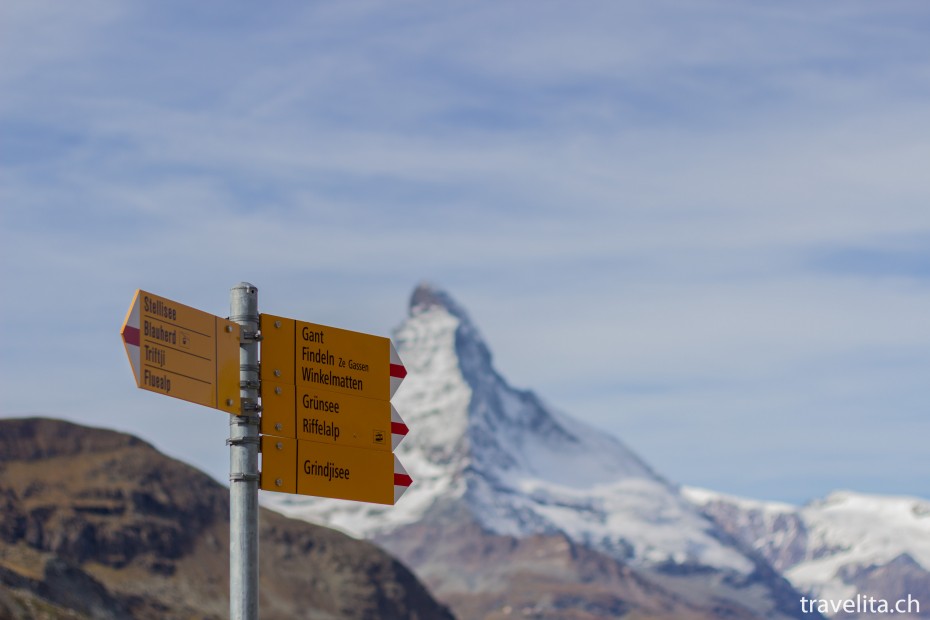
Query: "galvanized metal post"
229 283 260 620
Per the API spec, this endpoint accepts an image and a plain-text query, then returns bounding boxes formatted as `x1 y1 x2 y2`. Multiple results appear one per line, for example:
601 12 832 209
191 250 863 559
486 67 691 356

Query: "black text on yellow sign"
121 290 240 414
260 437 405 505
260 314 403 401
261 384 397 451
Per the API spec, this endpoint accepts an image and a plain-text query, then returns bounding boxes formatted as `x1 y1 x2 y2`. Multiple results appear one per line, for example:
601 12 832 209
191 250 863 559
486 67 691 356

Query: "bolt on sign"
120 290 240 414
258 314 411 504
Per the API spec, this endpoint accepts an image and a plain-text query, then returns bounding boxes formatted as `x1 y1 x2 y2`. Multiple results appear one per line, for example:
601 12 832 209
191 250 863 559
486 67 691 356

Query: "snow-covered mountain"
269 284 739 567
685 487 930 618
264 284 817 619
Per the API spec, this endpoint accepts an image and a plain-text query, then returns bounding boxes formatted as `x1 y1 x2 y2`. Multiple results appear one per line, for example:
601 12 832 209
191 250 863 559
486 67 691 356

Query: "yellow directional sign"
260 436 297 494
260 436 411 505
261 385 408 451
260 314 406 402
257 312 411 505
121 290 240 414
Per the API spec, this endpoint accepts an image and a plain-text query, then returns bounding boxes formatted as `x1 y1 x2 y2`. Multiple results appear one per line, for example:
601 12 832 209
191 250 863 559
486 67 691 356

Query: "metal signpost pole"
121 285 411 618
229 283 260 620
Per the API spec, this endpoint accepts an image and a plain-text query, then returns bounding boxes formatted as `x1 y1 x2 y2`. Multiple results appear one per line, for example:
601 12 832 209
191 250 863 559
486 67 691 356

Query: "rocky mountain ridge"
0 417 454 620
685 487 930 618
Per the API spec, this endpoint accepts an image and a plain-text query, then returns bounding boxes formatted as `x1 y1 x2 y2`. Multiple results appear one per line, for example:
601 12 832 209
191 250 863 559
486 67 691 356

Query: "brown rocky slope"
0 417 454 620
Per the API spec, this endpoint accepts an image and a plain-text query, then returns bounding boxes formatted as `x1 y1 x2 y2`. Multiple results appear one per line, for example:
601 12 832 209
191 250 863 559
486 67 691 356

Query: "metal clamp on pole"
229 473 260 483
226 436 260 447
229 282 260 620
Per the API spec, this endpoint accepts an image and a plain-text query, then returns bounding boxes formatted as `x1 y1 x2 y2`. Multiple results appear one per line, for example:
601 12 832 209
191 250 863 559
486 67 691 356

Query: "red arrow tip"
390 363 407 379
123 326 140 347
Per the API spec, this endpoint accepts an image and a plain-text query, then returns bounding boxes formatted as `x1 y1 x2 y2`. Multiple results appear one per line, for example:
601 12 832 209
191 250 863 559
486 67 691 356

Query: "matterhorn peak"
409 281 467 318
405 282 492 376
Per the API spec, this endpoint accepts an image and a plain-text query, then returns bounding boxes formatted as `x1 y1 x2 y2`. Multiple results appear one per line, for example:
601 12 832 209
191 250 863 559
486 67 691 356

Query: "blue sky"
2 0 929 505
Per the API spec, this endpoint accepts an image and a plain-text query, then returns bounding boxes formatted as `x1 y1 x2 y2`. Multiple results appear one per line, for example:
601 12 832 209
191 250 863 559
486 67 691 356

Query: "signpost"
120 289 240 414
121 286 413 620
